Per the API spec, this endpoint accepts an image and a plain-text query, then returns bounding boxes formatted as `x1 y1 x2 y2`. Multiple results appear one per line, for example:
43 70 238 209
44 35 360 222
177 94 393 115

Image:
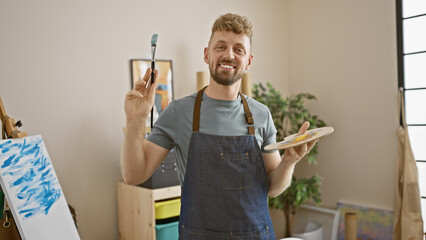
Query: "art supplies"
265 126 334 151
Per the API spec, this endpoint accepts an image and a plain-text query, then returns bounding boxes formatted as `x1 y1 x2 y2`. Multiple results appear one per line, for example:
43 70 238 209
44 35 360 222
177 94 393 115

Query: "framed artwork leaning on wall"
130 59 174 122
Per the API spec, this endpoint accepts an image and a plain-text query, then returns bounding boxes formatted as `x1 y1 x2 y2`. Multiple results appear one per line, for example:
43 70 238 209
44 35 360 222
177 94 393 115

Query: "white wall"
271 1 398 237
0 0 288 239
287 0 398 212
285 0 398 209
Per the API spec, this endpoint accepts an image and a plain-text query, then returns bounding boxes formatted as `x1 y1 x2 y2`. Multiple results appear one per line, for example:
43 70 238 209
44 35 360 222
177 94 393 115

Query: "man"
122 13 317 240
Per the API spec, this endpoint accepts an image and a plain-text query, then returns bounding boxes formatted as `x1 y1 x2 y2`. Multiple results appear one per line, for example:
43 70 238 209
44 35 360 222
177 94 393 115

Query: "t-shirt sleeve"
146 101 177 150
262 110 278 153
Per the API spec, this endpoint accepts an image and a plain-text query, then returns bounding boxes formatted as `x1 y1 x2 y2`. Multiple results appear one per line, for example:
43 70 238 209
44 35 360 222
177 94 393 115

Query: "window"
396 0 426 232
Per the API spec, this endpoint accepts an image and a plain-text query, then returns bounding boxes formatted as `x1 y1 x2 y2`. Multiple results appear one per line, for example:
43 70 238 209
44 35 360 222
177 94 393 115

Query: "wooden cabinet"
117 182 181 240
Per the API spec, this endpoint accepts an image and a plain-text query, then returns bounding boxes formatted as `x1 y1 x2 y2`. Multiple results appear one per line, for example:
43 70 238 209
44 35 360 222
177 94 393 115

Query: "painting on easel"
0 135 80 240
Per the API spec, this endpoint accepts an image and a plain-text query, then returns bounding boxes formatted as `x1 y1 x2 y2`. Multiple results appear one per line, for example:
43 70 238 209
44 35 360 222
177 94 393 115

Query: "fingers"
307 139 319 153
134 79 148 91
296 142 308 157
125 89 144 100
285 140 312 163
134 68 158 94
297 121 310 135
284 137 319 164
134 68 152 89
145 69 159 88
146 69 159 102
141 68 152 82
295 138 318 156
287 142 306 161
288 147 298 159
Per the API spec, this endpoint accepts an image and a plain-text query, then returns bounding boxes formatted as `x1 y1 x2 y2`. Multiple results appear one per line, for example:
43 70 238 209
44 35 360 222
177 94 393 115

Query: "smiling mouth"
219 64 235 70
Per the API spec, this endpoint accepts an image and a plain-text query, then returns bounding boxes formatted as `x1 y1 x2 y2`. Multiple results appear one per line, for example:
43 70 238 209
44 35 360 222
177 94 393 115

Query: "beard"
209 60 244 86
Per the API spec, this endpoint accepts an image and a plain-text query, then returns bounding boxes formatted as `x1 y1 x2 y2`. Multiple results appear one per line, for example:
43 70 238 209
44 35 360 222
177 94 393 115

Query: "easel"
0 96 26 239
0 97 78 239
0 97 27 139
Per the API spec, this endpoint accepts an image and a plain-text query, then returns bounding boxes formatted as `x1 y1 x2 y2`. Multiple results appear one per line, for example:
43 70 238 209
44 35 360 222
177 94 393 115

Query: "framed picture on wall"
130 59 174 119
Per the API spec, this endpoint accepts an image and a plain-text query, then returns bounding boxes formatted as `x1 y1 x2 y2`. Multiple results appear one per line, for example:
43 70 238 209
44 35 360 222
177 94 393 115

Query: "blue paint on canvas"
0 137 62 219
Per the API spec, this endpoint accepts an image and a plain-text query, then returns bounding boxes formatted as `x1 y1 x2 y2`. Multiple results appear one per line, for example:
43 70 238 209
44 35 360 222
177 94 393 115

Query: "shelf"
117 182 181 240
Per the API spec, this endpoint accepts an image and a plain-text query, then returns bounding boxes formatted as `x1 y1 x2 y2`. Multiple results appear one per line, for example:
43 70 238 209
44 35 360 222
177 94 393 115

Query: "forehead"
209 30 251 49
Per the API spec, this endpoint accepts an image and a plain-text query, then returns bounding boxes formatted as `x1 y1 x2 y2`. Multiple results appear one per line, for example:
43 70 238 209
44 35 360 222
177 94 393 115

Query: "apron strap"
192 86 255 135
192 86 206 132
239 92 255 135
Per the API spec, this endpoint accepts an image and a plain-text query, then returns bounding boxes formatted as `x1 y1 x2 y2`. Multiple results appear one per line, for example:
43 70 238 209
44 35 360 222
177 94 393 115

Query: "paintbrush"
150 34 158 129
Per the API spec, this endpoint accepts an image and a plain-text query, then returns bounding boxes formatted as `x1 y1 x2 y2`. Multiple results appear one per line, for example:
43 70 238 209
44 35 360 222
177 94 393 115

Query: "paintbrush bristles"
151 34 158 46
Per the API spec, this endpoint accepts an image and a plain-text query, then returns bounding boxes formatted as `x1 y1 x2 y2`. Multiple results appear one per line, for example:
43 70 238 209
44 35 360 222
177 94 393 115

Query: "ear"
245 53 254 70
203 47 209 64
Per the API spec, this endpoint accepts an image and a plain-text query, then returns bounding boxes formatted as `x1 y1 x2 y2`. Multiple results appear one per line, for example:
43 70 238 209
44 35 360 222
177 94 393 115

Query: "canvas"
337 201 393 240
0 135 80 240
292 204 340 240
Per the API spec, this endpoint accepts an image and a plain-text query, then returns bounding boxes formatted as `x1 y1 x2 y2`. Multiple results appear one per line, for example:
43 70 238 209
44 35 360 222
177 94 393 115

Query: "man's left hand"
282 121 318 164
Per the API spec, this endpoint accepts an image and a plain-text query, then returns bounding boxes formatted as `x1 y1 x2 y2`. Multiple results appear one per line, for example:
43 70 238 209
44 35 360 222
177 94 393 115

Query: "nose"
223 47 235 60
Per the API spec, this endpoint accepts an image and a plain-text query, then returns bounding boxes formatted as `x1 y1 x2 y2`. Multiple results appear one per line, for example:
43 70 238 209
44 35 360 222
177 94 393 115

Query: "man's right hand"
122 67 170 186
124 68 158 122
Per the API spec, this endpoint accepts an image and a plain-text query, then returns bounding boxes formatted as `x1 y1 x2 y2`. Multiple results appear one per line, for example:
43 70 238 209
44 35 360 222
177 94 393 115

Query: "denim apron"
178 87 275 240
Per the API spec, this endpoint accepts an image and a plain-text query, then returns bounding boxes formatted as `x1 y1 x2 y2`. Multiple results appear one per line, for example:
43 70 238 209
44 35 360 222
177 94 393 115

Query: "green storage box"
155 221 179 240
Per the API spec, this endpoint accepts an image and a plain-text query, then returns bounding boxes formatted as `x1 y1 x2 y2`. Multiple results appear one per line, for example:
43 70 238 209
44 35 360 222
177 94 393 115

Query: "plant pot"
291 221 323 240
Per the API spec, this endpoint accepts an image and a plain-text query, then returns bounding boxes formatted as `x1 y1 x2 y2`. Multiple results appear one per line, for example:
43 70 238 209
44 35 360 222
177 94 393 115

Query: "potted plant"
252 83 327 237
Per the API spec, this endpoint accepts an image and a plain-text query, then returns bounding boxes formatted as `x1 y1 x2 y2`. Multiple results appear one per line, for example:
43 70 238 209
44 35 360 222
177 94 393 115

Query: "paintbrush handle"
151 108 154 129
151 61 155 83
150 61 155 129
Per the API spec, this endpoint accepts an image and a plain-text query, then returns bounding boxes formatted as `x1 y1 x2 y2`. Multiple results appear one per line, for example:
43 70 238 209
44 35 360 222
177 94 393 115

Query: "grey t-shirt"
146 92 278 185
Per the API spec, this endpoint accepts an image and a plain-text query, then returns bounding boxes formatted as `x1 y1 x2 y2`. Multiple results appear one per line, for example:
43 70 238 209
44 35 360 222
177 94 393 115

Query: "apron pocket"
180 225 270 240
220 152 252 190
231 225 270 240
180 225 230 239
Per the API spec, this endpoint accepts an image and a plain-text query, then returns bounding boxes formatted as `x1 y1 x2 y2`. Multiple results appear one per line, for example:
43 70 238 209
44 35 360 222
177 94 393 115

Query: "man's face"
204 31 253 86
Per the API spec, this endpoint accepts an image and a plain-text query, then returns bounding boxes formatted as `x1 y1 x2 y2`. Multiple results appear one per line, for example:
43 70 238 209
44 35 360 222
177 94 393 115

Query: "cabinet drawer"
154 198 180 219
155 221 179 240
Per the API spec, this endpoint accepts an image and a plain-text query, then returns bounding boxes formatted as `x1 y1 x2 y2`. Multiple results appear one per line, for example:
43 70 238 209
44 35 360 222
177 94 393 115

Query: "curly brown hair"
210 13 253 46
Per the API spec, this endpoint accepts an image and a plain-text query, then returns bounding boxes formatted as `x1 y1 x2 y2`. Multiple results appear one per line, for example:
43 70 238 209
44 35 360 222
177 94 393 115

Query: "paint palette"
265 126 334 151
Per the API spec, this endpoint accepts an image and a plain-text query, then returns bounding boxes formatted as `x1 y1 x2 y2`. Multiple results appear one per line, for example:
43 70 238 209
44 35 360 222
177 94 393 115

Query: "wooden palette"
265 126 334 151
